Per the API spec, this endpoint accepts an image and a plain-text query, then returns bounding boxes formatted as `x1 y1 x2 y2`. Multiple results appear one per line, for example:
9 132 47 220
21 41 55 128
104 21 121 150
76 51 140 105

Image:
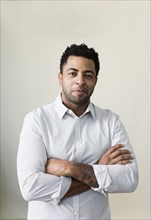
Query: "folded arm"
45 144 135 198
92 142 138 194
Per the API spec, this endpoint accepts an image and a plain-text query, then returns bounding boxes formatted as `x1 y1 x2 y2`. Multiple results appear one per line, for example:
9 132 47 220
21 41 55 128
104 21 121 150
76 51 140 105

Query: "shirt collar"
54 93 96 119
85 102 96 119
54 94 68 119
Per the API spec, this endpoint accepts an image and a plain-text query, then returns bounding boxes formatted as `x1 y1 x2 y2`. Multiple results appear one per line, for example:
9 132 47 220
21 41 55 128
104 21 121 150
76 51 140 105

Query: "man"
17 44 138 220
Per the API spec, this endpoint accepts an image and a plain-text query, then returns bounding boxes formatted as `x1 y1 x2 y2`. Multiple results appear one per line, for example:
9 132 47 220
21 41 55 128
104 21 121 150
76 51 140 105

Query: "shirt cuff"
50 176 71 205
91 164 112 196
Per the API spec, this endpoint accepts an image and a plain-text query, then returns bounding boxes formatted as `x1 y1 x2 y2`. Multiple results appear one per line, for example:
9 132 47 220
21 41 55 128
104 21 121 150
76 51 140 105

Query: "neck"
70 104 89 117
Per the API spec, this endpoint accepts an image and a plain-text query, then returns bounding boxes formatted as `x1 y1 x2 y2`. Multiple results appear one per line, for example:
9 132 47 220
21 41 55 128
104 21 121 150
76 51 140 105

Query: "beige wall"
1 1 150 219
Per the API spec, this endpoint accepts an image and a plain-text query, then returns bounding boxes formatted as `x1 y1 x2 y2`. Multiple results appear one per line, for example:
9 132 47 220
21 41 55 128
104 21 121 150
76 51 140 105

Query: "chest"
40 114 112 164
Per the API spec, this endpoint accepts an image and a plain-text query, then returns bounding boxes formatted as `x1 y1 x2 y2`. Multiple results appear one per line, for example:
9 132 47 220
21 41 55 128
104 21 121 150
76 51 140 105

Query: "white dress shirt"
17 94 138 220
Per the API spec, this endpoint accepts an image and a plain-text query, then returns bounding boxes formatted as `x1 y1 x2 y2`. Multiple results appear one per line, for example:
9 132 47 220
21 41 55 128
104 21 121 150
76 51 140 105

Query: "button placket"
73 195 80 219
75 118 82 163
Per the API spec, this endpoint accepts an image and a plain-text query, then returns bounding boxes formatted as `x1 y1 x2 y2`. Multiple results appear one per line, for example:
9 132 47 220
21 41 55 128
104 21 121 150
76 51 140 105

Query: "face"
58 56 97 108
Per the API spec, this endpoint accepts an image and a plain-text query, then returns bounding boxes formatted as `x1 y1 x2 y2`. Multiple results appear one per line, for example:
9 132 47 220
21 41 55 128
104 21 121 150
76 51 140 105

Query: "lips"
74 89 86 93
73 87 87 93
72 89 87 96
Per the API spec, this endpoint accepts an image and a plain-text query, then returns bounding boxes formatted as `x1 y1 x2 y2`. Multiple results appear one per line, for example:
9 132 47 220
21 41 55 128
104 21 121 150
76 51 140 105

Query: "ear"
58 72 63 87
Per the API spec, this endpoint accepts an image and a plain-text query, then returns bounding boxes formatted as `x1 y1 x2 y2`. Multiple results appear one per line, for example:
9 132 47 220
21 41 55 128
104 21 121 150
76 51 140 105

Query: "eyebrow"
67 68 78 72
67 68 95 74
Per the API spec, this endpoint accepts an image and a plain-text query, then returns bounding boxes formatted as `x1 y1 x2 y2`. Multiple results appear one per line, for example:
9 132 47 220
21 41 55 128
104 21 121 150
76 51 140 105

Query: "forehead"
63 56 96 72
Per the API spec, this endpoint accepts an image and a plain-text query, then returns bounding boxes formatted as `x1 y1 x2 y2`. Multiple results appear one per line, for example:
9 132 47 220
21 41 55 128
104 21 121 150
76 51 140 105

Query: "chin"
72 97 89 105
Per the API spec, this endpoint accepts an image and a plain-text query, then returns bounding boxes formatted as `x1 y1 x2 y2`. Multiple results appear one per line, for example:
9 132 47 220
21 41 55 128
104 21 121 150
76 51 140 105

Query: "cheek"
63 79 75 88
88 82 96 90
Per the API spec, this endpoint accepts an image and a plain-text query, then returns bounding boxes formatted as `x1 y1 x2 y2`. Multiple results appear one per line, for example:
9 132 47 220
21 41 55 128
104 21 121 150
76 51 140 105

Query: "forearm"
92 162 138 194
69 162 99 188
17 143 71 203
92 144 138 194
45 159 99 188
63 178 90 199
18 169 71 203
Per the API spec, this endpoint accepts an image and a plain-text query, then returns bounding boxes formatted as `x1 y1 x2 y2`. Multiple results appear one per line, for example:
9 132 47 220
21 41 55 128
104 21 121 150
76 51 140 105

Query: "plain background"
1 1 150 219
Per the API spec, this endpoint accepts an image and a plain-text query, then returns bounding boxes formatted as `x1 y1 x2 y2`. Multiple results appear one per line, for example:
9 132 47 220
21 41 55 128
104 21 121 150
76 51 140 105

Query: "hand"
98 144 134 165
45 158 71 176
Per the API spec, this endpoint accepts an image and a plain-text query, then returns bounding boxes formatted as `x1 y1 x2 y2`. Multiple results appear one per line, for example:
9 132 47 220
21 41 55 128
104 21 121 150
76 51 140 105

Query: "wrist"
63 160 75 176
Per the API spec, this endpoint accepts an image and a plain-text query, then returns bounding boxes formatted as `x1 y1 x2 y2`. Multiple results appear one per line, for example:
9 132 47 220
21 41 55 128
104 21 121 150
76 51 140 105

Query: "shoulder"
93 104 123 133
24 103 54 124
93 104 119 121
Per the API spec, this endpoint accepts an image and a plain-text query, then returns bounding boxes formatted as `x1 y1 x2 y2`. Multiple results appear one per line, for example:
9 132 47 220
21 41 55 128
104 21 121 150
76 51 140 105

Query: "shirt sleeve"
17 112 71 205
91 114 138 196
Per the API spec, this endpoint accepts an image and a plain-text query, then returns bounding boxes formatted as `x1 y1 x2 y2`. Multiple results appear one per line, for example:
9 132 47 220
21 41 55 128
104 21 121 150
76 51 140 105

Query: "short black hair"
60 43 100 76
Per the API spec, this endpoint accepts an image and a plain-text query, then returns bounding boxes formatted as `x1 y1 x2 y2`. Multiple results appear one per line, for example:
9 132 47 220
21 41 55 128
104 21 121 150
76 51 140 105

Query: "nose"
76 74 85 86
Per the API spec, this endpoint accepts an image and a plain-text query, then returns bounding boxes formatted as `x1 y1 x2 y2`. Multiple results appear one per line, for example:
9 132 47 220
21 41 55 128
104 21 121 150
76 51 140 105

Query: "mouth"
72 89 87 96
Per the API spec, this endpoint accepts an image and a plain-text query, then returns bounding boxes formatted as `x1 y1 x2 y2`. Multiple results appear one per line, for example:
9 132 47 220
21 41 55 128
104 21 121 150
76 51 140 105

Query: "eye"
68 72 77 76
84 72 95 79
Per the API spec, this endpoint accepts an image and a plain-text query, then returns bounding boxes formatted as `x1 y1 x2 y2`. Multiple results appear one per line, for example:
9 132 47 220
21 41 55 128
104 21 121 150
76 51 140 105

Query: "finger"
111 154 134 164
117 160 133 165
110 149 131 159
106 144 124 155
